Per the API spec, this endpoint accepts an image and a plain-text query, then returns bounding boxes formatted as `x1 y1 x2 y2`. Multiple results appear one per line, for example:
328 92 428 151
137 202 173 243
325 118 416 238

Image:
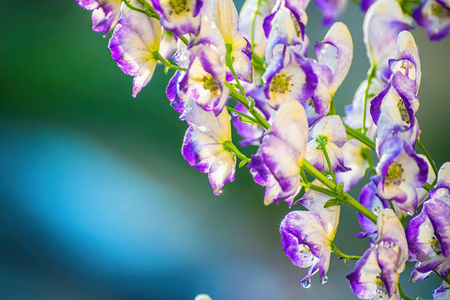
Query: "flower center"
386 162 404 185
203 75 220 94
430 236 443 255
397 100 410 126
270 73 292 94
169 0 189 15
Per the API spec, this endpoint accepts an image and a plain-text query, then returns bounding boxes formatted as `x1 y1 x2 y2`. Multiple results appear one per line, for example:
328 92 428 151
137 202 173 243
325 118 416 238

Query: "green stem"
328 98 336 116
330 242 361 265
416 139 438 185
308 184 339 198
362 66 376 134
434 270 450 286
344 123 376 150
316 136 336 182
226 82 270 130
398 283 415 300
226 106 258 124
303 160 378 224
225 44 246 97
251 0 263 49
223 141 251 164
152 52 187 71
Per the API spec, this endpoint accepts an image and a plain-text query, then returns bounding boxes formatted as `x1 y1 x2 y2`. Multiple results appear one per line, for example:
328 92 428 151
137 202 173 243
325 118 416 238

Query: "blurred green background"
0 0 449 299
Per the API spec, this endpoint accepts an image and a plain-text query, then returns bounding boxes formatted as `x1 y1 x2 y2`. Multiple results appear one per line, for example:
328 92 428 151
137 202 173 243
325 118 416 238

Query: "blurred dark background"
0 1 449 299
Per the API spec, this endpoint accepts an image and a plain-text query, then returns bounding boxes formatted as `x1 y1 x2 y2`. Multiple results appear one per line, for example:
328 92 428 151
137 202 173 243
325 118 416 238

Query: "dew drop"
320 276 328 285
406 211 413 216
301 279 312 289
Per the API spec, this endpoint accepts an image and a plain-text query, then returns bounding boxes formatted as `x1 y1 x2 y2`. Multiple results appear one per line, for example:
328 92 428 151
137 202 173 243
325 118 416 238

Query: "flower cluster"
76 0 450 298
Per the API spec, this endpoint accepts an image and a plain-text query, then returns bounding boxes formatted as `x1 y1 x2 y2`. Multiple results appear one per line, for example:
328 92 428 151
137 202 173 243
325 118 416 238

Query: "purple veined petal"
375 100 419 148
284 0 311 23
181 100 236 195
190 17 226 60
424 197 450 257
314 0 348 26
434 281 450 299
232 103 266 146
363 0 412 69
77 0 122 37
151 0 202 36
280 210 333 282
416 154 436 206
108 7 162 97
347 246 382 300
376 136 427 215
358 180 390 237
167 71 187 114
389 31 421 93
264 7 307 63
264 50 318 110
305 140 349 172
336 140 370 192
239 0 275 58
376 244 402 298
299 182 340 238
413 0 450 41
159 30 178 60
409 268 432 282
315 22 353 94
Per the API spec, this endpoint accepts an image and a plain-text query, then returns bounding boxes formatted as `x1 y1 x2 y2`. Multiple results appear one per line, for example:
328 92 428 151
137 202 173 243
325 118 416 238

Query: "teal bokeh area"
1 0 449 299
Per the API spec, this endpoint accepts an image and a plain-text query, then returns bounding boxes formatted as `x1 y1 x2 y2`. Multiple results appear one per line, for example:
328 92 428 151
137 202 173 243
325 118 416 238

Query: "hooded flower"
151 0 204 36
77 0 122 37
305 115 349 173
375 135 428 215
179 18 229 116
407 162 450 282
109 5 162 97
211 0 253 82
363 0 411 74
181 99 236 195
347 209 408 300
263 46 318 110
249 101 308 206
280 184 340 285
413 0 450 41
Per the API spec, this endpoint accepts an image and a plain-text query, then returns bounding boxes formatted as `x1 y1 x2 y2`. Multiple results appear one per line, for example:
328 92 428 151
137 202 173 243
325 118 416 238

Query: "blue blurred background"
1 1 449 299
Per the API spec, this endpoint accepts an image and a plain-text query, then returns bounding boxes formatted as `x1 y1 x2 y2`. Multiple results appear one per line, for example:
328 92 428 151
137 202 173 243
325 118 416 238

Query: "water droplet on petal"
406 211 413 216
320 276 328 285
301 279 311 289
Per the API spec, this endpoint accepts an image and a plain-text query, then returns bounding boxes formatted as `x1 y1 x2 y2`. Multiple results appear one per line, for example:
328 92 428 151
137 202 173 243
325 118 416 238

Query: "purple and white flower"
407 188 450 282
211 0 253 82
347 209 408 300
434 282 450 299
375 135 428 215
249 101 308 206
314 0 348 26
179 18 229 116
151 0 204 36
280 183 340 284
109 5 162 97
335 140 370 192
263 46 318 110
413 0 450 41
77 0 122 37
305 115 349 172
181 99 236 195
363 0 411 73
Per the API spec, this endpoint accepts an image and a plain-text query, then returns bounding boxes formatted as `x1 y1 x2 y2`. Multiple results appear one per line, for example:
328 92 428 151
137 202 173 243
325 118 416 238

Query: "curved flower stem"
225 44 247 97
344 123 376 150
316 136 337 182
303 160 378 224
330 242 361 265
416 139 438 185
223 141 251 167
250 0 263 49
362 66 376 134
308 183 339 198
152 52 187 71
226 106 258 124
398 283 415 300
226 82 270 130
